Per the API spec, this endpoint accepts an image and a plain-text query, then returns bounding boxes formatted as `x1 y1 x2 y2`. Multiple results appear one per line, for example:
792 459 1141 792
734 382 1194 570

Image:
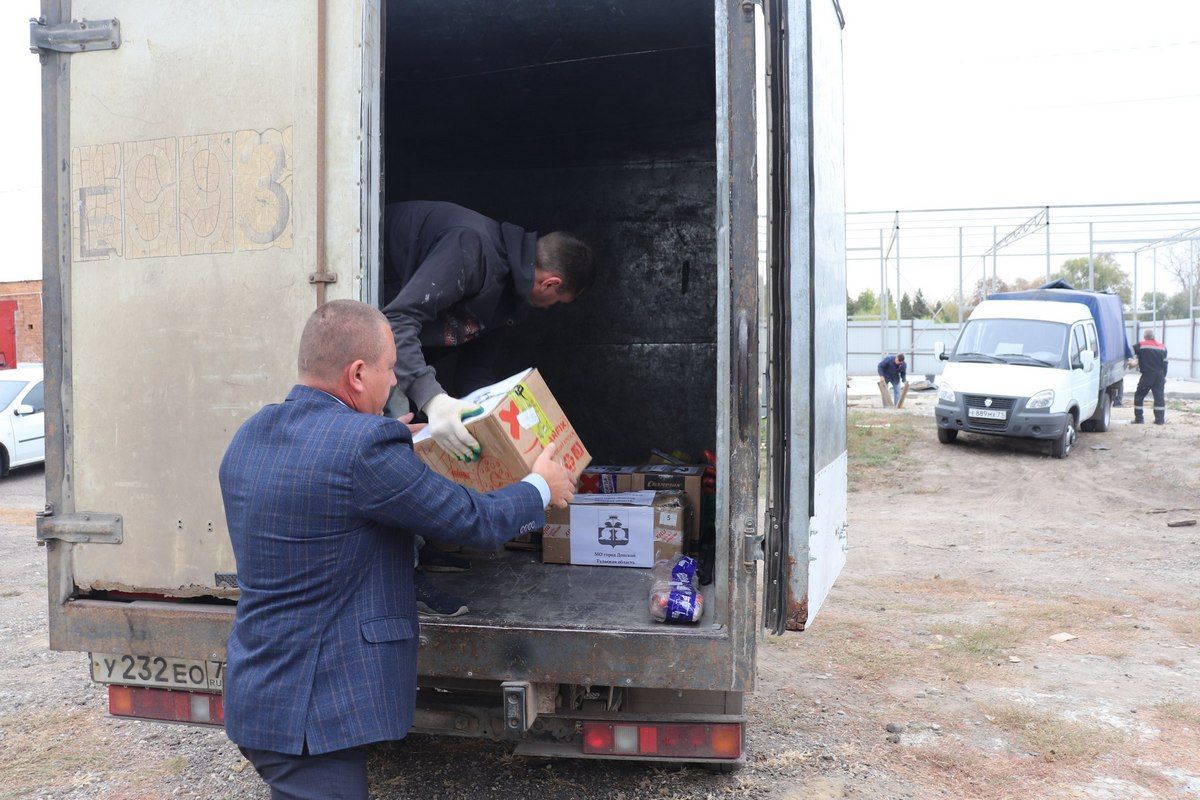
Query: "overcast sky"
1 1 1198 297
840 0 1200 299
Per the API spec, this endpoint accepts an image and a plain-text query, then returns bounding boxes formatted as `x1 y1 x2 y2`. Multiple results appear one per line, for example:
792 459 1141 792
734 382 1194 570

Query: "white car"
0 365 45 475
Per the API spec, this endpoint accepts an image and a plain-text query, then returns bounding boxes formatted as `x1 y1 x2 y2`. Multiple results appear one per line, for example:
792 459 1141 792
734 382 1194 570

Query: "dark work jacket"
381 201 537 410
877 355 907 384
1134 339 1168 377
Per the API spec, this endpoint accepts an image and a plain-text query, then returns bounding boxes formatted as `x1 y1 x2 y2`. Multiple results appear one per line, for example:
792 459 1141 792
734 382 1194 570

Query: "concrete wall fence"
850 318 1200 381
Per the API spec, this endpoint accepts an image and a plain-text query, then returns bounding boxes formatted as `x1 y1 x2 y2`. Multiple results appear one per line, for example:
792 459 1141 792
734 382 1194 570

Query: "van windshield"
952 319 1067 367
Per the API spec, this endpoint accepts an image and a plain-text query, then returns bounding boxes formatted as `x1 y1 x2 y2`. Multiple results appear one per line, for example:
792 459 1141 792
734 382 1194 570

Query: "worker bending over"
877 353 907 407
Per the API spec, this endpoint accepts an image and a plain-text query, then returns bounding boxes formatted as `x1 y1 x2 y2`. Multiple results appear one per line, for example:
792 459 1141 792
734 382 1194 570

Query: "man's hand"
532 443 574 509
423 394 483 462
395 412 426 437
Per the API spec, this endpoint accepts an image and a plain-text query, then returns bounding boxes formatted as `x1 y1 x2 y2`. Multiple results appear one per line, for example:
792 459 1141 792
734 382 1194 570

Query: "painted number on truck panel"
71 126 293 262
234 128 294 251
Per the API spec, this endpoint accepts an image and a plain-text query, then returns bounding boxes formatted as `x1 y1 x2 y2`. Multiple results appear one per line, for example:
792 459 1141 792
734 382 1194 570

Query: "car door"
12 380 45 465
1068 325 1095 418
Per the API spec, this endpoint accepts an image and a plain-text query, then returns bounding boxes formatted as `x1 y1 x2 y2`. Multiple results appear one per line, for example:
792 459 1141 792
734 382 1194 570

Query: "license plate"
90 653 225 691
968 408 1006 420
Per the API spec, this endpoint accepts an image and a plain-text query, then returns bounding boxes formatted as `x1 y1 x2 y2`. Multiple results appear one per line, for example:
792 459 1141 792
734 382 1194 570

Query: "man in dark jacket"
877 353 907 406
219 300 572 798
380 201 594 616
381 201 595 462
1132 330 1168 425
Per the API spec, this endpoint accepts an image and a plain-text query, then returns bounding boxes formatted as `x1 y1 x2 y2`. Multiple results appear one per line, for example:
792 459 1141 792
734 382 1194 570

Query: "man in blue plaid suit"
219 300 573 799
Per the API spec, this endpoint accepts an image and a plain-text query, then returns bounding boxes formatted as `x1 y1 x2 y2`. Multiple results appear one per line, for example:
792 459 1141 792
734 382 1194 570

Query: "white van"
932 298 1121 458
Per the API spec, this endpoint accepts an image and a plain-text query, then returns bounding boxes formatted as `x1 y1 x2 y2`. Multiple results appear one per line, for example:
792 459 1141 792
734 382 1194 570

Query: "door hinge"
36 503 124 545
308 271 338 285
741 517 764 566
29 17 121 54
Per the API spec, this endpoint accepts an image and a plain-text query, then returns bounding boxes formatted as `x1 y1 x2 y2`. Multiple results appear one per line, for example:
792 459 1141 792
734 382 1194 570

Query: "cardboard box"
412 368 590 493
542 491 686 568
631 464 704 542
579 465 637 494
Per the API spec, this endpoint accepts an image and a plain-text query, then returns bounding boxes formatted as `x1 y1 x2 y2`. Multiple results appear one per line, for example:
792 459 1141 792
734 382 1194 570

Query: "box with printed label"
631 464 703 542
412 368 591 493
542 491 685 567
579 465 637 494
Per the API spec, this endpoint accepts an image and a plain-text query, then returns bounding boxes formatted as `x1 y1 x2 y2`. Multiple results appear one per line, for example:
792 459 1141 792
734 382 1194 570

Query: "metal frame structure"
846 202 1200 379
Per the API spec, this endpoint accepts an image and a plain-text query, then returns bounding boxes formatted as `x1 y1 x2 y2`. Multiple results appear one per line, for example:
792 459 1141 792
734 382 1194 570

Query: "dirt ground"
0 394 1198 799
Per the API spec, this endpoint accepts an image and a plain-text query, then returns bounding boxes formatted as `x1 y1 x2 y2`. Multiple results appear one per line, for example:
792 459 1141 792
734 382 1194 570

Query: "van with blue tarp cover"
930 281 1129 458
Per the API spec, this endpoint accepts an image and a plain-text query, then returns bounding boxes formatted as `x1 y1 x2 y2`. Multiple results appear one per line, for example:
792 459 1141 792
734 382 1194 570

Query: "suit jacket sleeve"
353 418 545 548
381 228 488 410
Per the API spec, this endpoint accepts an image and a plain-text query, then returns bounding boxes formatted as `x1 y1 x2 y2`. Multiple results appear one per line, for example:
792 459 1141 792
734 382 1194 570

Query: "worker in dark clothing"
381 201 595 616
877 353 907 406
382 201 595 456
1132 330 1168 425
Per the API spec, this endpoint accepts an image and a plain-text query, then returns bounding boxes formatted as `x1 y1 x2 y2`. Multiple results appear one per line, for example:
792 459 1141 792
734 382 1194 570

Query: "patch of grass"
1025 595 1132 624
0 710 113 798
931 623 1025 658
847 410 921 487
1153 700 1200 727
897 576 994 602
0 508 36 526
982 703 1116 762
1168 613 1200 645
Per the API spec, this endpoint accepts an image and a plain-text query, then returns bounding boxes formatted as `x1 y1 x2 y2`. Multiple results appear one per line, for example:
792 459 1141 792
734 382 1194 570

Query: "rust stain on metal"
785 589 807 632
53 598 234 660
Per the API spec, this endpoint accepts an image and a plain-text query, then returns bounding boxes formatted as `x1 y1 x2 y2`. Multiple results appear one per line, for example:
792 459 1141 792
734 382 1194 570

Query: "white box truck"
933 285 1131 459
33 0 847 765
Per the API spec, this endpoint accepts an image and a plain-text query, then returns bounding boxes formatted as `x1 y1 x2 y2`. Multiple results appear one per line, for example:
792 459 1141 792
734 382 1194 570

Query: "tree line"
848 251 1199 322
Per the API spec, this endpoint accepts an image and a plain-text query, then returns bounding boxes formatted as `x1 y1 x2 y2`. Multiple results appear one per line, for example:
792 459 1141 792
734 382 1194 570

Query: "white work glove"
422 393 483 462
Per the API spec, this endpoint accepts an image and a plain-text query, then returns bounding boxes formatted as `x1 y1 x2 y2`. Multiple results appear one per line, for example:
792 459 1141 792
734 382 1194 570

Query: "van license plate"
968 408 1006 420
90 653 225 691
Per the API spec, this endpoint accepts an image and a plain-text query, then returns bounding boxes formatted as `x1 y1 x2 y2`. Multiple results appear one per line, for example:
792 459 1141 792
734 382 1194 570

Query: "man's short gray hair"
1143 330 1156 341
298 300 390 381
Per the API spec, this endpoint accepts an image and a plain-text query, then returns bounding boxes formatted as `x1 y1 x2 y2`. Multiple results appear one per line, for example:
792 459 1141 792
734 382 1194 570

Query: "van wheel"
1051 416 1076 459
937 428 958 444
0 446 8 477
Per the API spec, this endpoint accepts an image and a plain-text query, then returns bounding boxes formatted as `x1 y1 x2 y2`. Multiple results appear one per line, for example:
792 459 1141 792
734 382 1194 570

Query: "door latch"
30 17 121 54
741 517 764 566
36 503 123 545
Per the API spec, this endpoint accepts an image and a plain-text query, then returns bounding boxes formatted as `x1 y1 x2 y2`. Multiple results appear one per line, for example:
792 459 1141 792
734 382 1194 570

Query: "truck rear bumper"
936 402 1068 440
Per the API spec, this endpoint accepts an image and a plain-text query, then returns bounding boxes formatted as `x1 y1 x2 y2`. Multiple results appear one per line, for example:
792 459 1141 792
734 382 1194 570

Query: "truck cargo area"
384 0 722 634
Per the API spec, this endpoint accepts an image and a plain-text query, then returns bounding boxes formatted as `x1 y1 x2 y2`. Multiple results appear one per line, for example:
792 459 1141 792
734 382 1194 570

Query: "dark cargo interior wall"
383 0 717 464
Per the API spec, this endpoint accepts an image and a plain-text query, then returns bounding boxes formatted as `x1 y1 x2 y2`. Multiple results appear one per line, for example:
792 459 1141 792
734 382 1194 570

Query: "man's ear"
541 274 563 291
346 358 368 392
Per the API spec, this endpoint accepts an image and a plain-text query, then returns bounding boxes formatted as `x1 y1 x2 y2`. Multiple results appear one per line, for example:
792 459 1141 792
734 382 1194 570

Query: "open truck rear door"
37 0 379 651
763 0 847 634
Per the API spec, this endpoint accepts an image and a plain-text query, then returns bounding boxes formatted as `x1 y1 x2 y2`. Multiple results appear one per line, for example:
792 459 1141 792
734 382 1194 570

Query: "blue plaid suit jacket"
219 384 544 755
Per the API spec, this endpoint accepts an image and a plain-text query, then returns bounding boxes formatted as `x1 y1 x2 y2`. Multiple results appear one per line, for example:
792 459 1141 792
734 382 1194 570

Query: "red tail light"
108 685 224 726
581 722 742 760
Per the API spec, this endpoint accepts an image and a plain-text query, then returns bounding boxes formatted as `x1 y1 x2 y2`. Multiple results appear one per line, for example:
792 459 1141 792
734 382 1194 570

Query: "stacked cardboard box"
542 491 686 568
631 464 704 543
578 465 637 494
